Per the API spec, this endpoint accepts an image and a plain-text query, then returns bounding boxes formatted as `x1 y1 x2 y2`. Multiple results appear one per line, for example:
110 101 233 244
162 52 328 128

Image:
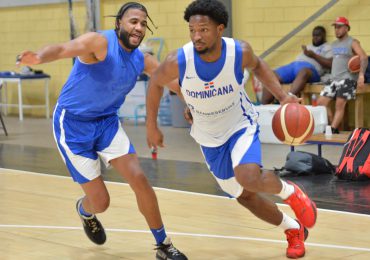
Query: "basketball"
272 103 314 146
348 55 360 73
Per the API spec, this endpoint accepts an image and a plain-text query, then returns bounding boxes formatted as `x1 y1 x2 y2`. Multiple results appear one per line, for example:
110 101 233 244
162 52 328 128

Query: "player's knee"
235 166 261 192
242 175 260 191
298 68 312 80
130 171 150 191
317 96 328 106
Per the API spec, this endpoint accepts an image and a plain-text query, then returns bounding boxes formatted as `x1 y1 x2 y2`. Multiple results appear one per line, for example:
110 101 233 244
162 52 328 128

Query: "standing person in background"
16 2 187 259
146 0 317 258
317 17 368 133
262 26 332 104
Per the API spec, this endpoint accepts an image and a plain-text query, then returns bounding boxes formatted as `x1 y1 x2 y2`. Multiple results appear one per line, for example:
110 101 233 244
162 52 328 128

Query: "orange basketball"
348 55 360 73
272 103 314 146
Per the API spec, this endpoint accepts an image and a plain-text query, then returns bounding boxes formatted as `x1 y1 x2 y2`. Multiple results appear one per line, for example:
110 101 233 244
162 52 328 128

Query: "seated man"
262 26 332 104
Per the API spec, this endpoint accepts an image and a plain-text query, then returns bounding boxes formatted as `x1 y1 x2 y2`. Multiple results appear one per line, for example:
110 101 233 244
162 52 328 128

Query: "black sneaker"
332 127 340 134
155 237 188 260
76 198 106 245
322 127 340 134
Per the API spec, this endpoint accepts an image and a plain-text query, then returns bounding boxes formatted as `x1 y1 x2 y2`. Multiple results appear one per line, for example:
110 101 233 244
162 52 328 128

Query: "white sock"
279 212 300 231
277 180 295 200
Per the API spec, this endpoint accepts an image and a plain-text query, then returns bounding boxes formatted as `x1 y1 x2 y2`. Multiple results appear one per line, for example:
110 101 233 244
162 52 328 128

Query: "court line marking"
1 224 370 252
2 168 370 253
1 167 370 219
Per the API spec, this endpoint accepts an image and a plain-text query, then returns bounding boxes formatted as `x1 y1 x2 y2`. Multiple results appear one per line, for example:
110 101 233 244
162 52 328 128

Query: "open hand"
357 75 365 89
146 127 164 151
304 51 315 59
280 93 302 105
16 51 42 66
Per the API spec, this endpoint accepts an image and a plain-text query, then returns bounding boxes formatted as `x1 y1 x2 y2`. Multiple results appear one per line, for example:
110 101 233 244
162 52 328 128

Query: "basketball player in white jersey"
146 0 317 258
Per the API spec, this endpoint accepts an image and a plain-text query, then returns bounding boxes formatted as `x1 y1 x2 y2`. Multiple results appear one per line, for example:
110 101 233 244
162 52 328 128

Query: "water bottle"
151 147 157 160
311 94 318 106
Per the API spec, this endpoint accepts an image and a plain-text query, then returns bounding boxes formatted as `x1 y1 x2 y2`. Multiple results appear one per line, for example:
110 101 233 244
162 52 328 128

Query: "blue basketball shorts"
53 104 135 184
275 61 320 84
200 125 262 198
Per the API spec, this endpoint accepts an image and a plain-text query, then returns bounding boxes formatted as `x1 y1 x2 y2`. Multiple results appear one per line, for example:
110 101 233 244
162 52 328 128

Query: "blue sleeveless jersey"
57 30 144 119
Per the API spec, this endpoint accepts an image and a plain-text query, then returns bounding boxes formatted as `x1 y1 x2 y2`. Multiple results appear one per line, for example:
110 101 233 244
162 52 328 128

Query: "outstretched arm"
240 40 300 104
143 53 182 97
352 39 368 89
16 32 107 66
145 50 180 149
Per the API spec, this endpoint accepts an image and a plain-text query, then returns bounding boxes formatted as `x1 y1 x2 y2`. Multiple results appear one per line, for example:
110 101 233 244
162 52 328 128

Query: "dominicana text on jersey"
178 37 258 147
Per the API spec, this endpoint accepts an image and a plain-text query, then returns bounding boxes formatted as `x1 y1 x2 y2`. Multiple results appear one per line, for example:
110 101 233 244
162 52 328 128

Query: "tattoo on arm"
360 58 368 75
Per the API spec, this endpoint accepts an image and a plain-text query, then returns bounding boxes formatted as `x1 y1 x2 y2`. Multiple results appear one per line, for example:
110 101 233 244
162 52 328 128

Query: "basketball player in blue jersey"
146 0 317 258
16 2 187 260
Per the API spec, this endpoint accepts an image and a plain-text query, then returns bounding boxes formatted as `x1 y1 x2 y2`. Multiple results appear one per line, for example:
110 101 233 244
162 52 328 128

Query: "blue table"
0 72 50 121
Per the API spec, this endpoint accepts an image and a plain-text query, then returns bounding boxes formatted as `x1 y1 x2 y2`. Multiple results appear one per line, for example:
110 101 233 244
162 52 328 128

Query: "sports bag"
336 128 370 181
275 151 335 177
365 56 370 83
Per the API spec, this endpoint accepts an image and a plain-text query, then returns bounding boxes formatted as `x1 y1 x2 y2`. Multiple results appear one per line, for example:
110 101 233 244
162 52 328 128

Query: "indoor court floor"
1 116 370 259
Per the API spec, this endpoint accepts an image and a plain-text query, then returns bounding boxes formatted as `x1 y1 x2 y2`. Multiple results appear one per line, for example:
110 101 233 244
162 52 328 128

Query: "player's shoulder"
79 31 107 42
322 42 332 49
352 37 361 45
233 39 250 48
79 32 108 51
77 32 108 58
82 31 107 41
232 39 253 57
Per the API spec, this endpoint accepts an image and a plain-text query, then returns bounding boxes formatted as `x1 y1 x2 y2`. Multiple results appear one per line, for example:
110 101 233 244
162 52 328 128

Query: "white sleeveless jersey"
180 37 258 147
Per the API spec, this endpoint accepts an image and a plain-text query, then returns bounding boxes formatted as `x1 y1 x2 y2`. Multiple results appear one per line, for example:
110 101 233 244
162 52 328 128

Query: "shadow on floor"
1 143 370 215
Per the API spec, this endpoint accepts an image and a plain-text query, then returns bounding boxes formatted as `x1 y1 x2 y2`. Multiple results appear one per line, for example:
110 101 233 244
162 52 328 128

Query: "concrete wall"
233 0 370 67
100 0 192 61
0 0 369 126
0 2 86 116
233 0 370 127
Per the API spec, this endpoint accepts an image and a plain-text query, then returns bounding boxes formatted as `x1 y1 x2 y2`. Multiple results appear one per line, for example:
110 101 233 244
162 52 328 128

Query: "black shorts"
320 79 357 100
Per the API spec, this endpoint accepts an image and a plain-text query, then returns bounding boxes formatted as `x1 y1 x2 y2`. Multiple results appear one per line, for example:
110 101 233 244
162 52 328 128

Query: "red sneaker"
285 220 308 259
284 181 317 228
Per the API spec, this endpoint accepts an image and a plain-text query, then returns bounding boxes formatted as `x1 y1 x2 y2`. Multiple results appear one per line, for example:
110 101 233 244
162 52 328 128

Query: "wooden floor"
1 168 370 259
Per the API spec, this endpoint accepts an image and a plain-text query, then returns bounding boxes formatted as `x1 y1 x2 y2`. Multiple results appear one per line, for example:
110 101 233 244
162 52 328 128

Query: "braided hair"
109 2 156 34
